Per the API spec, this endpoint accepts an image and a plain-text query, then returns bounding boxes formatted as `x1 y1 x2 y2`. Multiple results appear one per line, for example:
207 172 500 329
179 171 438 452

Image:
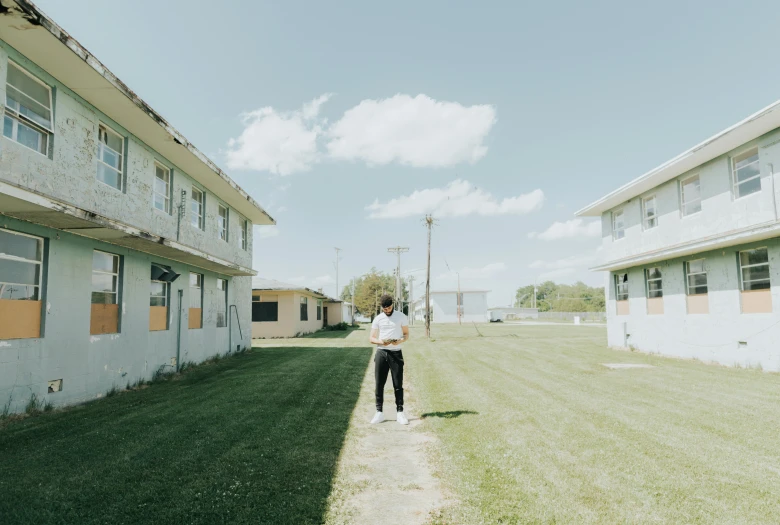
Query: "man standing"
369 294 410 425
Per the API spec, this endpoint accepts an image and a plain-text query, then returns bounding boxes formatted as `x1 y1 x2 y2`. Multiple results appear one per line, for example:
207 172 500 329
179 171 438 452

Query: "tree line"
514 281 605 312
340 268 409 319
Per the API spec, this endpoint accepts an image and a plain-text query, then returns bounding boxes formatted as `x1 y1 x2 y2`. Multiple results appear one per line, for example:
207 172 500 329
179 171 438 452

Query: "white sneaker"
370 411 384 424
396 412 409 425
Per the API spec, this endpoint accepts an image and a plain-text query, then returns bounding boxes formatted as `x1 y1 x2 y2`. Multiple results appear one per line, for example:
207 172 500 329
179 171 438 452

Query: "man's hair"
380 294 394 308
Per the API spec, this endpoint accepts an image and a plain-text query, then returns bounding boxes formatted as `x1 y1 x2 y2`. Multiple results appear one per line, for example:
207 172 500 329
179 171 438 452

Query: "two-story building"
577 99 780 370
0 1 274 412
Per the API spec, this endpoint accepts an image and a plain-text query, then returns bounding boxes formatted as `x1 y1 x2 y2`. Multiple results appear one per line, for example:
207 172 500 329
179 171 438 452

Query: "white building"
577 99 780 371
413 290 489 324
487 307 539 321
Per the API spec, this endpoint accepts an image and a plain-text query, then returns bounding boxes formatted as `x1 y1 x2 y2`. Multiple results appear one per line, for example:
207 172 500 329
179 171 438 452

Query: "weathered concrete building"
577 99 780 370
413 290 489 324
0 1 274 412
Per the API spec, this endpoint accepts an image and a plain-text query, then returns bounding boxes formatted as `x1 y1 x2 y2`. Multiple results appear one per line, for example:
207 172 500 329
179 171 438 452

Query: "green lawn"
407 324 780 524
0 346 371 525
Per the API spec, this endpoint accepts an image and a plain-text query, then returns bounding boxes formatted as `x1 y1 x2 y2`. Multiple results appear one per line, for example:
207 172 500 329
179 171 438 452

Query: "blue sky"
36 0 780 306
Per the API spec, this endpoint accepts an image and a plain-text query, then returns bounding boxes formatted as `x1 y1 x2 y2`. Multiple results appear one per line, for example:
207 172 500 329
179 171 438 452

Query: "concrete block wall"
0 217 251 414
0 42 252 270
606 236 780 370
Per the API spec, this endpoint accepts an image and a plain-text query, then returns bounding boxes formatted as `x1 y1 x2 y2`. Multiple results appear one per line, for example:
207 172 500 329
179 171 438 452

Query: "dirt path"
324 343 448 524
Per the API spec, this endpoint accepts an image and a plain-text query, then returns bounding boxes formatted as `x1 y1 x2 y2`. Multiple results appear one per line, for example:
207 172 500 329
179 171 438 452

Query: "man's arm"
370 327 385 346
399 325 410 344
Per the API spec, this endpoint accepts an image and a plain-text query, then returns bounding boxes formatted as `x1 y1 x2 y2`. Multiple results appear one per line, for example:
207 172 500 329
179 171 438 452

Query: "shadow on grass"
420 410 479 419
0 346 373 525
303 327 361 339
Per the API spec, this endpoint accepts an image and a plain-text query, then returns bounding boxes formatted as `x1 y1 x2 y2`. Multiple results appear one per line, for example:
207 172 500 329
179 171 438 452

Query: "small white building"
487 307 539 321
414 290 490 324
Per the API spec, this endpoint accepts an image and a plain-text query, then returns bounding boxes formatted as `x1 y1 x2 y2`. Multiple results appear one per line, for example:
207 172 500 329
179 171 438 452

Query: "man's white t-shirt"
372 310 409 350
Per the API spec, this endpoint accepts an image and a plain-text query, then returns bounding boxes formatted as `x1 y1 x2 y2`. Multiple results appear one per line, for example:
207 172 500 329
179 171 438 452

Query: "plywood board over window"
189 273 203 329
90 250 120 335
0 228 44 339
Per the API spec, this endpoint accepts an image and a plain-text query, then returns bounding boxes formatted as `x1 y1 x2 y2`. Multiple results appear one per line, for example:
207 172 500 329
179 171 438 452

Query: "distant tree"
340 268 408 320
514 281 605 312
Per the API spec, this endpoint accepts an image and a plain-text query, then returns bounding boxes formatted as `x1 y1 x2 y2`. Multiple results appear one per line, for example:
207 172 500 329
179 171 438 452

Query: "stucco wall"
606 237 780 370
0 42 252 270
0 217 251 414
251 292 296 339
600 130 780 265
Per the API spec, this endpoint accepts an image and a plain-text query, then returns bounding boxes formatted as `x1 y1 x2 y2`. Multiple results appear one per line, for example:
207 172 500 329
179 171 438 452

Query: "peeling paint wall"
0 216 251 414
606 238 780 371
0 42 253 270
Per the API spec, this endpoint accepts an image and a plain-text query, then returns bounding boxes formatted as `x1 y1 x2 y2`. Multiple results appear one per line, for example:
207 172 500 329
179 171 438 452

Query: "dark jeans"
375 348 404 412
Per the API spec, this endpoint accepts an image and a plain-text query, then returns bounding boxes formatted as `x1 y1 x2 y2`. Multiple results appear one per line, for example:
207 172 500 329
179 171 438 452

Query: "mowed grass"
0 346 371 525
407 324 780 524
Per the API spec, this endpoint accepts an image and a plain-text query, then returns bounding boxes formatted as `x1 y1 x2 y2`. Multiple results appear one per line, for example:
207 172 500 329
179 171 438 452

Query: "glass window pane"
736 162 760 183
16 120 43 152
734 150 758 170
91 291 116 304
104 130 123 153
647 268 662 280
154 176 168 194
150 281 166 296
689 273 708 289
741 249 769 267
688 260 704 274
737 176 761 198
0 258 39 286
92 251 118 273
7 63 50 109
154 193 167 212
744 280 770 291
92 273 116 293
100 144 121 170
3 115 12 138
0 230 42 261
742 265 770 284
0 283 38 300
97 163 121 189
150 296 167 307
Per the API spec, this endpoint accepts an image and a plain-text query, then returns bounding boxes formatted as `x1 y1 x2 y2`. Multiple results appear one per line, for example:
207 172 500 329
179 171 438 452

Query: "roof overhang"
591 220 780 272
253 287 332 301
0 0 274 226
0 181 256 276
576 99 780 217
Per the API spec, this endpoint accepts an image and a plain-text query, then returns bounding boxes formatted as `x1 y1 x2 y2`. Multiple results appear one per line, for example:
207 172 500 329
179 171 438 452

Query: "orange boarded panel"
189 308 202 329
91 304 119 335
647 297 664 315
616 300 630 316
687 294 709 314
742 290 772 314
0 299 41 339
149 306 168 331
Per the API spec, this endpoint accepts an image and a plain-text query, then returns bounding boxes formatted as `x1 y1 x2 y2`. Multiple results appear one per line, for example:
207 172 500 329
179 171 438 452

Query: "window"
191 187 205 230
189 273 203 329
615 273 629 301
300 296 308 321
645 267 663 298
3 61 52 155
612 210 625 240
241 219 248 251
218 204 229 241
686 259 708 295
149 278 169 331
150 280 168 307
153 163 171 213
733 147 761 199
217 278 228 327
91 251 120 335
740 248 770 291
642 195 658 230
252 294 278 322
0 229 43 340
97 124 124 191
680 175 701 216
317 299 323 321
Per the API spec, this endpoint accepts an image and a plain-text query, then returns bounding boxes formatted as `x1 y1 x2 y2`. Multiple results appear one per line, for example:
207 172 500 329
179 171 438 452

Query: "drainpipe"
769 163 779 221
176 289 183 372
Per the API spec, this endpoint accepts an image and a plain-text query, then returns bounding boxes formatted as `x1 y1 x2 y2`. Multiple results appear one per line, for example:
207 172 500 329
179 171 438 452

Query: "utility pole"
408 275 415 325
387 246 409 307
334 247 341 299
424 215 434 338
457 272 462 326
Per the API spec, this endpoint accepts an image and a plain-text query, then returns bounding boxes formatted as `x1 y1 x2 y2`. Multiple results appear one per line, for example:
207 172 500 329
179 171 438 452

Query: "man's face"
382 305 394 315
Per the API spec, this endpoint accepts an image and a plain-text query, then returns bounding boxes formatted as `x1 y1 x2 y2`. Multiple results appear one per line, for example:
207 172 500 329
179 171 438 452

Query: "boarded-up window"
740 248 772 313
189 272 203 329
0 228 43 339
91 250 120 335
217 278 228 327
252 294 278 322
150 279 169 331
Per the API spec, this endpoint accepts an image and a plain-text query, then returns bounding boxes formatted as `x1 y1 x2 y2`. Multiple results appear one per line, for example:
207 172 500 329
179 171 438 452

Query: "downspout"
769 163 779 221
176 289 183 372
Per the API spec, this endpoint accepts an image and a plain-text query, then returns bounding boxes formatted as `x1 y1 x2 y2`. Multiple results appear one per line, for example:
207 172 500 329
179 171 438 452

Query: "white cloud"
528 219 601 241
528 248 603 282
288 276 306 283
327 94 496 168
438 262 507 280
225 94 331 175
366 180 544 219
256 226 280 238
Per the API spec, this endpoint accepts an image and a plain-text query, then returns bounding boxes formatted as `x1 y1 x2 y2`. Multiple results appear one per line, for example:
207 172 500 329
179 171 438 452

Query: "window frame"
96 123 125 191
218 204 229 242
615 273 629 301
0 228 44 301
3 60 53 157
216 278 228 327
645 267 663 299
153 162 172 214
189 272 203 309
240 218 248 251
732 146 761 200
150 279 169 308
685 259 708 296
612 209 625 241
191 187 205 230
642 195 658 230
739 247 771 291
680 174 702 217
91 250 120 305
252 294 279 322
317 299 323 321
300 296 308 321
